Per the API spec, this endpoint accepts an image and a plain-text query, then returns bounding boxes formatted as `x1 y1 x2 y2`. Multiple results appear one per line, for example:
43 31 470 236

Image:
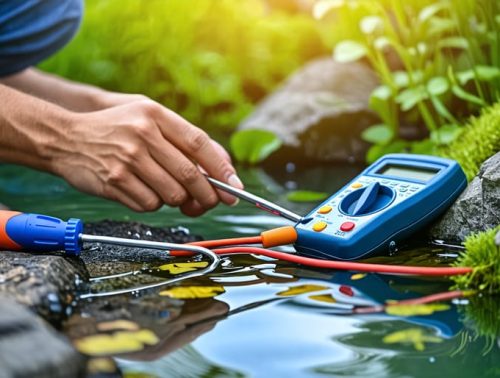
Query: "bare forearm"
0 68 115 112
0 84 73 172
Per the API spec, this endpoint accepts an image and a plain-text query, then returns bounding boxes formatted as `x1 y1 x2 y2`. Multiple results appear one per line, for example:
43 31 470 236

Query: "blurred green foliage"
40 0 327 140
316 0 500 162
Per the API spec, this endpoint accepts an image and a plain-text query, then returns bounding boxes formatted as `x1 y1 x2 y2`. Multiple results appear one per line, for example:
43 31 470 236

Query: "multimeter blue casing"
294 154 467 260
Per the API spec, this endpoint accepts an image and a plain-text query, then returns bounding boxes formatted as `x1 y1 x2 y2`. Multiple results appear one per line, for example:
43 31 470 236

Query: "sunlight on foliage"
230 129 282 164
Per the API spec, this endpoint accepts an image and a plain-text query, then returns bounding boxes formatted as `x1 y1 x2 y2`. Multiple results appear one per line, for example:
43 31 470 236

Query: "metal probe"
206 176 303 223
79 235 220 299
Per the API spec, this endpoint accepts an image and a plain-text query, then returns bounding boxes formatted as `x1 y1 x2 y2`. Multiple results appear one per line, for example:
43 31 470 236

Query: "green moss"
438 102 500 181
461 295 500 349
452 225 500 294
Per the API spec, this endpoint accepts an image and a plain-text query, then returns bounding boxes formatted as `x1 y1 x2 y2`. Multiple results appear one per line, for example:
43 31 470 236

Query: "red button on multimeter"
340 222 355 232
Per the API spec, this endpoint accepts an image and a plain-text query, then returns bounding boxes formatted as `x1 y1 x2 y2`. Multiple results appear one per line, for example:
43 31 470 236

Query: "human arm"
0 84 242 215
0 68 146 112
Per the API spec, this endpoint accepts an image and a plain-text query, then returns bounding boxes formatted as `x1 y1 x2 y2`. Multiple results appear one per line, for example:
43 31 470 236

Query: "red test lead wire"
169 226 473 277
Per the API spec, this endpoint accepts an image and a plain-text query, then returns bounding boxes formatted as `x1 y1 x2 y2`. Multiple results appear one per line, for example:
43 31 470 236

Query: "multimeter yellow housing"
294 154 467 260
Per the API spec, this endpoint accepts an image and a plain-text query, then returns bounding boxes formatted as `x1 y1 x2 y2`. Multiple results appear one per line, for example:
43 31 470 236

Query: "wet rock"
430 152 500 242
0 252 86 325
238 57 380 163
0 296 86 378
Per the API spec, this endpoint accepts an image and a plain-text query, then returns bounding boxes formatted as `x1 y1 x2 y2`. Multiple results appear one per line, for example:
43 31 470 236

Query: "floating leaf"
361 124 393 144
97 320 140 332
87 358 117 374
286 191 328 202
385 303 450 316
333 40 367 63
351 273 367 281
158 261 208 274
230 129 282 164
159 285 225 299
427 76 449 96
74 330 159 356
309 294 336 303
360 16 383 34
382 328 442 351
277 284 328 297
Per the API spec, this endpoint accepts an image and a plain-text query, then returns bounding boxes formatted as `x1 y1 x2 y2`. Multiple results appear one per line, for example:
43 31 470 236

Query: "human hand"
52 99 243 215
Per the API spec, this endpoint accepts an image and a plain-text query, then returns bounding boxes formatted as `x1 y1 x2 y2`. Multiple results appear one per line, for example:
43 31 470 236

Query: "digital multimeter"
294 154 467 260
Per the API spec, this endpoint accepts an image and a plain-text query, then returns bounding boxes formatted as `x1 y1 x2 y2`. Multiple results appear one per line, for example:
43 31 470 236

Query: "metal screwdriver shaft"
206 176 303 223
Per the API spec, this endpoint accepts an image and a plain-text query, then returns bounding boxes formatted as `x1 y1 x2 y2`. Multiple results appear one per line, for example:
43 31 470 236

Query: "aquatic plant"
437 101 500 181
452 225 500 294
315 0 500 162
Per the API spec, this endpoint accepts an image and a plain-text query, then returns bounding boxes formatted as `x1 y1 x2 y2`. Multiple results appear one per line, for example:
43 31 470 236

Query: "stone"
429 152 500 243
238 57 381 163
0 296 86 378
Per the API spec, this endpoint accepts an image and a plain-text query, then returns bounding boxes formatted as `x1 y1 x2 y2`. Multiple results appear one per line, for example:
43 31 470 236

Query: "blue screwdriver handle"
0 210 83 256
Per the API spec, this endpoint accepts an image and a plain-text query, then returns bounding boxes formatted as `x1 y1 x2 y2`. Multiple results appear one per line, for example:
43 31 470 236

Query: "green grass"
40 0 327 140
437 101 500 181
452 225 500 294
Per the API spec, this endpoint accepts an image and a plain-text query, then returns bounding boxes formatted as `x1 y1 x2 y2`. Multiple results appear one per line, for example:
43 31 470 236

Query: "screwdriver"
0 210 217 260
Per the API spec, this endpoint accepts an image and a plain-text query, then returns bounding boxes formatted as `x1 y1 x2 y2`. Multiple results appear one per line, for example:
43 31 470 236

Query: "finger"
106 170 162 212
179 198 207 217
152 109 244 192
132 153 190 208
149 138 220 210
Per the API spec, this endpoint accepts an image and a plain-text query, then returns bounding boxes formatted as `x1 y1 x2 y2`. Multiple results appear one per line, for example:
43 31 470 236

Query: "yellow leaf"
159 285 225 299
277 284 328 297
309 294 337 303
383 328 442 351
97 320 140 332
158 261 208 274
385 303 450 317
87 358 117 374
351 273 367 280
74 329 159 356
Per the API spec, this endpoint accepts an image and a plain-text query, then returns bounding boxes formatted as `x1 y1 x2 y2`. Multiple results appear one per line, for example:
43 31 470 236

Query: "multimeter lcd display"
377 164 439 182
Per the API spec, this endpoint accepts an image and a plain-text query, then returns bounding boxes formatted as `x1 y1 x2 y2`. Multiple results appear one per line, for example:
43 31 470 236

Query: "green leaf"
451 85 486 106
369 85 393 127
430 124 462 145
385 303 450 316
230 129 282 164
360 16 383 34
286 191 328 203
437 37 469 50
374 36 390 51
333 40 367 63
410 139 436 155
361 124 394 144
392 71 409 88
457 66 500 85
427 76 449 96
430 95 456 123
428 17 457 36
366 140 407 163
418 3 449 23
395 85 428 111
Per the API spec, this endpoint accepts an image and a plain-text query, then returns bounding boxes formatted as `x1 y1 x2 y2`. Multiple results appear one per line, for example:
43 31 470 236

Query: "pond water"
0 164 498 378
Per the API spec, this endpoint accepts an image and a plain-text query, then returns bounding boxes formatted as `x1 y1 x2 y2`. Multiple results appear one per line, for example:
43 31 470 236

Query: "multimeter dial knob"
340 182 394 216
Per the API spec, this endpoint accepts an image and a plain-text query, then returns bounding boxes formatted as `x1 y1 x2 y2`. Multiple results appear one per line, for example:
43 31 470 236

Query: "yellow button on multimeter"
312 221 327 232
317 205 332 214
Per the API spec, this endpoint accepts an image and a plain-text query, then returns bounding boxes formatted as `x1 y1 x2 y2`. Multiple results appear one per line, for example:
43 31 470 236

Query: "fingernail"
228 174 244 189
230 197 240 207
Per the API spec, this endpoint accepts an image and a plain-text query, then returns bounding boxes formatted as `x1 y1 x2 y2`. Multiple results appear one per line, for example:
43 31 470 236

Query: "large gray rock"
0 296 86 378
430 152 500 242
238 57 380 163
